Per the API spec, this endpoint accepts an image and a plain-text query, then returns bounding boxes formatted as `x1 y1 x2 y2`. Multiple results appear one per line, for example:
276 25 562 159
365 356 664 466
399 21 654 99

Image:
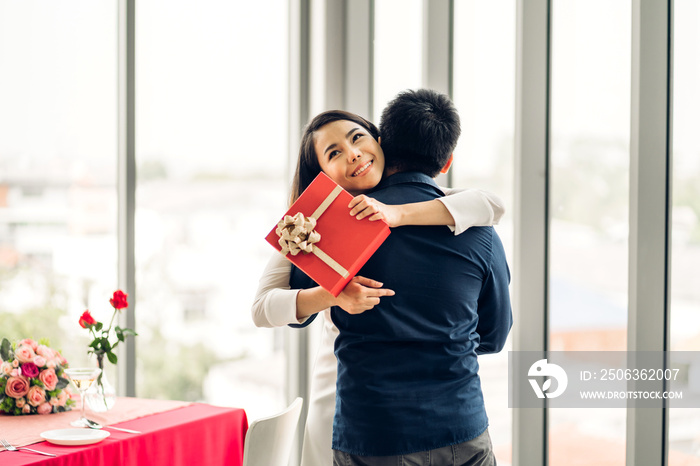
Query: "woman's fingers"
349 195 400 225
348 195 369 214
336 277 395 314
357 209 381 221
349 195 382 220
353 276 395 295
352 276 382 288
348 195 364 209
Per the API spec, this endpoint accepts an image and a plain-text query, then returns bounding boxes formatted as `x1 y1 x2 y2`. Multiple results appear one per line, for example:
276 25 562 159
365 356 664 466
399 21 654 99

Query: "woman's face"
313 119 385 196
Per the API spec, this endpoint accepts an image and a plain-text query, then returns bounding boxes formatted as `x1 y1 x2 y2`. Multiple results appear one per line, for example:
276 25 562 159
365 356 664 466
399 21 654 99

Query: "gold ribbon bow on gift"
275 185 350 279
276 213 321 255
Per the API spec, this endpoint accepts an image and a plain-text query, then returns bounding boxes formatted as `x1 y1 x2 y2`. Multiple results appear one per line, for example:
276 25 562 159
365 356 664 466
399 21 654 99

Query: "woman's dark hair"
289 110 380 204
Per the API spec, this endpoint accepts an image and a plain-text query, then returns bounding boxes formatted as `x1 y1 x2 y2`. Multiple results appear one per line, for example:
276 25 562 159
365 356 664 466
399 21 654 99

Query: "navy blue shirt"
291 172 512 456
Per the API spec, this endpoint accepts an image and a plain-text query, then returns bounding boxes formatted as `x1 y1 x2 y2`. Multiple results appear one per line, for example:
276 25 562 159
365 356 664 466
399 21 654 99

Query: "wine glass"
64 367 102 428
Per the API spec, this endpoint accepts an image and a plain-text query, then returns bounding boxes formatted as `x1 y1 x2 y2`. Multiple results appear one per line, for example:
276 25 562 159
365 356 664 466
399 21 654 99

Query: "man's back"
331 172 512 456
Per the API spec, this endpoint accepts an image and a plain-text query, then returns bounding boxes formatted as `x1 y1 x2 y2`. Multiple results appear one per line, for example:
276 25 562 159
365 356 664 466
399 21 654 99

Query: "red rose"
109 290 128 310
79 310 96 328
20 362 39 379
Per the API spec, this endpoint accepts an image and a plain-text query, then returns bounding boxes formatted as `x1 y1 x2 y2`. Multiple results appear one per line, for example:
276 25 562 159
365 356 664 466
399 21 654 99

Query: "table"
0 401 248 466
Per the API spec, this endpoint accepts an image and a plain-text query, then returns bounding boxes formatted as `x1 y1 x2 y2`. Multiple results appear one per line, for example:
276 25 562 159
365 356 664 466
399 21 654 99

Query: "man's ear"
440 154 454 174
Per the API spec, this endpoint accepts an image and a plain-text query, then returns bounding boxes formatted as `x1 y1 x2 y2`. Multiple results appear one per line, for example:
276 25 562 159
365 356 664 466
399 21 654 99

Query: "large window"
549 1 631 464
0 0 118 366
453 1 516 463
135 0 289 419
0 1 290 420
373 0 423 122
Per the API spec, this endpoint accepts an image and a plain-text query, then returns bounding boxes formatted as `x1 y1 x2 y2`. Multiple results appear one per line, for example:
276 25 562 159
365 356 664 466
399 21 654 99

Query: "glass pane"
373 0 423 122
549 1 631 464
0 1 118 366
136 0 288 420
670 1 700 464
453 1 516 463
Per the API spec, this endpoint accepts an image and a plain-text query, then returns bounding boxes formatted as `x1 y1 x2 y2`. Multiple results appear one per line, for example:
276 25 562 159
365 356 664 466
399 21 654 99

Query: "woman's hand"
334 276 395 314
349 195 403 227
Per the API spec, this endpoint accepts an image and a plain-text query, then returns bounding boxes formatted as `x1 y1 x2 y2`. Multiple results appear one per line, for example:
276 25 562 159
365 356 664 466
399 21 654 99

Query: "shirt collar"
371 171 439 192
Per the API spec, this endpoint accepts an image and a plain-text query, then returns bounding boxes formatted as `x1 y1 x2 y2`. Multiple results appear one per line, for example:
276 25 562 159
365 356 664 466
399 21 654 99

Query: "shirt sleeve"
438 188 506 235
251 253 311 327
475 229 513 355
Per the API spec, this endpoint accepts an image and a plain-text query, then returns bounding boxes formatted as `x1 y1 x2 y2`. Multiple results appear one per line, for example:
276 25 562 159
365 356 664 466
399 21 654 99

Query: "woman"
252 110 503 466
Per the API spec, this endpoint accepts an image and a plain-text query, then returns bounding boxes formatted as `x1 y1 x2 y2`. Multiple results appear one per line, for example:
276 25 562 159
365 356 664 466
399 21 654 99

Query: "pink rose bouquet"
0 338 75 415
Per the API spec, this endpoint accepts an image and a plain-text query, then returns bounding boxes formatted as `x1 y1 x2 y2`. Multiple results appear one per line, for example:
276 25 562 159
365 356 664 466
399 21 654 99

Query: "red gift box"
265 172 391 297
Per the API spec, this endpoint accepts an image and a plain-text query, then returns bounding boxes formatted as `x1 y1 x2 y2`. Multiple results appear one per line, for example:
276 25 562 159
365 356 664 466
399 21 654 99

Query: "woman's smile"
351 160 374 177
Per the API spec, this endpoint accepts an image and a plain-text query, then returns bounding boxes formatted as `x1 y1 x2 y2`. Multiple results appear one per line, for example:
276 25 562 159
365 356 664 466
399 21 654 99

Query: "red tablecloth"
1 403 248 466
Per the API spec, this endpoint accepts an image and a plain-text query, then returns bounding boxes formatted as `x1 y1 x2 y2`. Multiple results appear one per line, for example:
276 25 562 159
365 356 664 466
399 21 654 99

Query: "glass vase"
85 355 116 412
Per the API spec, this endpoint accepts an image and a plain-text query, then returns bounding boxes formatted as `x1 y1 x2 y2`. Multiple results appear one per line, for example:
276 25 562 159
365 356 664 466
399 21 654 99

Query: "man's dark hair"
379 89 461 177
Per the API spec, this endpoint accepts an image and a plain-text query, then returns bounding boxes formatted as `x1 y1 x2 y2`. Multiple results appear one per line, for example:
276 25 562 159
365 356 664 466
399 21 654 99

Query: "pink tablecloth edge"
0 396 193 448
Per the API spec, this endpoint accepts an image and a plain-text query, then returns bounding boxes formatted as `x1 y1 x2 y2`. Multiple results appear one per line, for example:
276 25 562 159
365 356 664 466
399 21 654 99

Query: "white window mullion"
117 0 136 398
287 2 312 464
513 0 551 464
423 0 453 187
344 0 373 118
626 0 673 464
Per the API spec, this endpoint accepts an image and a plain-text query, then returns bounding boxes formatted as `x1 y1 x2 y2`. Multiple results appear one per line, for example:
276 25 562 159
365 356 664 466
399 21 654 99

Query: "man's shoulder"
457 225 508 273
452 224 496 250
426 225 503 267
460 224 506 248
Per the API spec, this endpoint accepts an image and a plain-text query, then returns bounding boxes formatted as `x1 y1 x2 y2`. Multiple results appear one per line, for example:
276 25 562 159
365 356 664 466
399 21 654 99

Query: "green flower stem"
106 308 118 334
93 354 110 411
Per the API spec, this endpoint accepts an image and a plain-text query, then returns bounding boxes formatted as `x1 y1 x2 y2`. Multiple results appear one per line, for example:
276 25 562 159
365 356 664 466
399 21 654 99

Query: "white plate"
40 428 110 446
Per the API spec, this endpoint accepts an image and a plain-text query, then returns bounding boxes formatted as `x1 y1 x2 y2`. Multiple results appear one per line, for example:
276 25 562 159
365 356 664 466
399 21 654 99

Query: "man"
329 89 512 465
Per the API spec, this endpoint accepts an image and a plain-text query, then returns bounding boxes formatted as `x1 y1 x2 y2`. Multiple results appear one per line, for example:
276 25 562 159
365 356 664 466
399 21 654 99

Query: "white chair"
242 397 304 466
